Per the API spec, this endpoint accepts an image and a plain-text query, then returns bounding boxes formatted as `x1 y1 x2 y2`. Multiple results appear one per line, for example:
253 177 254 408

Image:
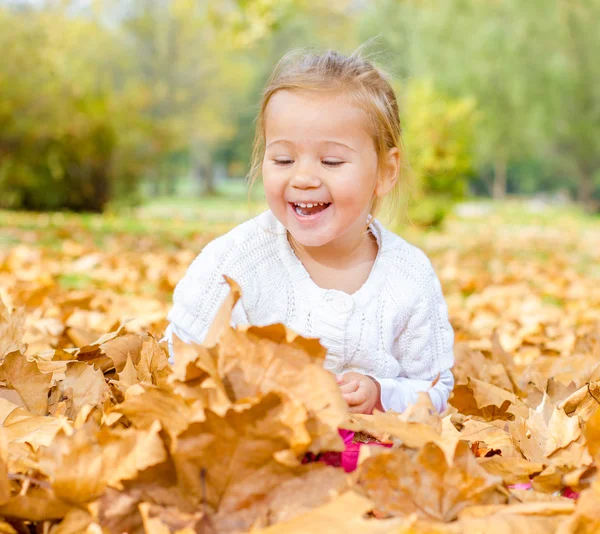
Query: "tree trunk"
203 163 216 195
493 156 507 200
193 161 217 195
576 167 597 212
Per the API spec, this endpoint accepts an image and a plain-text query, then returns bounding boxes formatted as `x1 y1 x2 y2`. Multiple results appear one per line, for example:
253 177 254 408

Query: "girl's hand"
337 372 383 414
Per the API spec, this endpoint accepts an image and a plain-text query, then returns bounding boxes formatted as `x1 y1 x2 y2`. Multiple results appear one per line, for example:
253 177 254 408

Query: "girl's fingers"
339 380 359 394
347 401 369 414
342 387 368 406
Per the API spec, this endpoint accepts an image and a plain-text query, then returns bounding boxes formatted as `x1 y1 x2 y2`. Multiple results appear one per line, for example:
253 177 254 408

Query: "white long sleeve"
376 369 455 413
165 210 455 411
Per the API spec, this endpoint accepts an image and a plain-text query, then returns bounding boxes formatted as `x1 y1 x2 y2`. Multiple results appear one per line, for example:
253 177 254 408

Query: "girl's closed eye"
273 157 294 166
322 159 344 167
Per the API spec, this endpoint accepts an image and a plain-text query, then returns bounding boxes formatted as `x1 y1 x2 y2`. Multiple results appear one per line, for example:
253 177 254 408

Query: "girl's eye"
323 160 344 167
274 158 293 166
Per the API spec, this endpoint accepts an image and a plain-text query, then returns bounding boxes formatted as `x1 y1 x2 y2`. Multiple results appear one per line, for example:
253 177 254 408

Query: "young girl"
164 49 455 416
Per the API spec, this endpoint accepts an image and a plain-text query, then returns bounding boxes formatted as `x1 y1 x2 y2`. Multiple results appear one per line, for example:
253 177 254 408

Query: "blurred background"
0 0 599 222
0 0 598 364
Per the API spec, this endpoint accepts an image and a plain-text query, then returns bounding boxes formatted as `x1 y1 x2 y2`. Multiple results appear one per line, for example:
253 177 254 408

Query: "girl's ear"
375 147 400 197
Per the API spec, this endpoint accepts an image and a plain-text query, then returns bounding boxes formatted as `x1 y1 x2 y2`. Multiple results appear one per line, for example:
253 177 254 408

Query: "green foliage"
405 195 455 231
402 79 477 199
386 79 478 229
0 7 168 212
1 0 598 212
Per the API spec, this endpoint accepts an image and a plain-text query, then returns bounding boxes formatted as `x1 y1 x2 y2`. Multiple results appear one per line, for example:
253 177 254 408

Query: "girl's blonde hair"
248 47 412 221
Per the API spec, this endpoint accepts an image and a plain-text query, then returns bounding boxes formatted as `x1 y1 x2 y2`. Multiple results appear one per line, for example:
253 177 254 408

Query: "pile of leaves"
0 272 599 534
1 210 599 533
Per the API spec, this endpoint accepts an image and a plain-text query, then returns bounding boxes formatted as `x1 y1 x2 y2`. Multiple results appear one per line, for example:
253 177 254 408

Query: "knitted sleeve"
377 266 455 413
375 369 454 413
164 236 251 363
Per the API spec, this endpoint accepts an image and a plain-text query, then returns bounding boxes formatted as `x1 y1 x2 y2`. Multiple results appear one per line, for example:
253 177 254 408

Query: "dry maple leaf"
0 486 74 522
0 352 53 415
478 455 545 485
0 398 67 450
583 407 600 461
507 392 592 475
169 392 350 532
0 299 26 359
252 490 402 534
450 377 529 421
343 409 442 450
139 501 210 534
559 382 600 421
356 440 505 522
457 418 516 458
172 393 312 508
106 383 195 441
38 419 166 505
170 276 347 455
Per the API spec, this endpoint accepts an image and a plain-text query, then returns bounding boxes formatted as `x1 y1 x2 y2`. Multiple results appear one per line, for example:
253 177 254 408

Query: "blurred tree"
0 5 163 211
362 0 600 210
402 79 477 199
397 79 477 228
527 0 600 210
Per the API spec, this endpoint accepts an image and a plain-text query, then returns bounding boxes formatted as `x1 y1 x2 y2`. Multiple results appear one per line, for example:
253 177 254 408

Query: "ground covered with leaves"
0 204 599 533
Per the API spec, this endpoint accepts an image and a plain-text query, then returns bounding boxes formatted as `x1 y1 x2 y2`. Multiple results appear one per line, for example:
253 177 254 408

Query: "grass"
1 184 599 254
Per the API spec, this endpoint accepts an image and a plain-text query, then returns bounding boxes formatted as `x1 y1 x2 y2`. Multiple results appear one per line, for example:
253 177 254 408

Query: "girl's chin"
286 224 339 248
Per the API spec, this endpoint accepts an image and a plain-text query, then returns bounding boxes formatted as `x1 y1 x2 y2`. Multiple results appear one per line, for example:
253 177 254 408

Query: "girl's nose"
290 162 322 189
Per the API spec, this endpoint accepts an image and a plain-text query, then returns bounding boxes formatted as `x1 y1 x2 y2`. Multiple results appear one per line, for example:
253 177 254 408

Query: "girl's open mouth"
290 202 331 217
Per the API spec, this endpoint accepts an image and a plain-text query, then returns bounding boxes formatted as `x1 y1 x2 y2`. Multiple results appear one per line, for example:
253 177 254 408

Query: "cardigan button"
333 294 354 314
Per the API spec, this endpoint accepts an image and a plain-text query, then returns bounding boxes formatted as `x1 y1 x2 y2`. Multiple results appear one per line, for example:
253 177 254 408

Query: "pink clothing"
507 481 579 500
302 429 392 473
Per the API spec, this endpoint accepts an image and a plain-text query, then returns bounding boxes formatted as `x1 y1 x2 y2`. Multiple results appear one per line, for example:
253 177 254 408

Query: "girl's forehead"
264 90 371 141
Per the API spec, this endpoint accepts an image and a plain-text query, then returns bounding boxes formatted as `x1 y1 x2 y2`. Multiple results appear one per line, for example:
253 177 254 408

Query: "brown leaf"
236 465 348 528
49 508 95 534
560 382 600 422
138 502 208 534
0 352 52 415
0 301 26 360
39 419 167 504
399 391 443 432
344 410 442 449
135 336 170 385
1 399 65 450
252 491 402 534
100 333 144 373
478 456 545 485
450 378 528 421
0 487 73 521
115 352 139 390
57 361 112 414
171 393 305 515
108 384 193 440
583 407 600 460
214 323 346 453
356 440 504 522
458 418 516 457
452 342 515 393
203 275 241 348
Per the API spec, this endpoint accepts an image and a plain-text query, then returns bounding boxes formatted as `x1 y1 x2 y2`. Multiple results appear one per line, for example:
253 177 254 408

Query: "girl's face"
262 90 388 249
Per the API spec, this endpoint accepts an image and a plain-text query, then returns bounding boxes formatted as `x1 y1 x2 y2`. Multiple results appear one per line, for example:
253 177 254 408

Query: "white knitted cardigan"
165 209 455 413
